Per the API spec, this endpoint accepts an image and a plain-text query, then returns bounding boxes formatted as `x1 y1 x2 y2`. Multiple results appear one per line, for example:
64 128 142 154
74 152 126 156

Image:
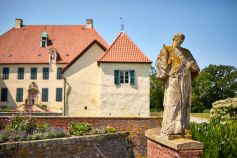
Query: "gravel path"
190 116 208 123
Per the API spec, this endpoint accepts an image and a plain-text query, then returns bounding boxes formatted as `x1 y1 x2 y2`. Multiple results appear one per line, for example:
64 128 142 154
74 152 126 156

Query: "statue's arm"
156 46 168 80
186 50 200 78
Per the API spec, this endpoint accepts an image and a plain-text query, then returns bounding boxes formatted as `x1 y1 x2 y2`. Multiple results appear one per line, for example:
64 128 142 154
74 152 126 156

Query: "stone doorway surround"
26 82 39 109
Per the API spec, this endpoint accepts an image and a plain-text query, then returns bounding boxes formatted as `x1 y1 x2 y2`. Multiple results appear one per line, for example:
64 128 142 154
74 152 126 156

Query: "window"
42 88 48 102
2 67 9 80
114 70 135 85
31 68 37 80
16 88 23 102
56 88 62 102
1 88 8 101
41 32 48 47
57 68 63 80
18 68 24 80
43 67 49 80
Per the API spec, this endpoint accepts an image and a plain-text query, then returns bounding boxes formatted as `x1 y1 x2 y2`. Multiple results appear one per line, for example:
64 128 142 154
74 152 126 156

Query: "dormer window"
41 32 48 47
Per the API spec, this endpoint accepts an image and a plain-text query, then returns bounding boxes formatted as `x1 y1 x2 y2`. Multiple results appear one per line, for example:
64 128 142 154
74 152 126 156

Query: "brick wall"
0 132 134 158
147 139 203 158
0 116 161 157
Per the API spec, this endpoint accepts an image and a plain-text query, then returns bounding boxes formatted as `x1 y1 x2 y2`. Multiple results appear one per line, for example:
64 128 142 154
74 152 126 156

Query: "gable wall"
99 63 150 117
63 43 105 116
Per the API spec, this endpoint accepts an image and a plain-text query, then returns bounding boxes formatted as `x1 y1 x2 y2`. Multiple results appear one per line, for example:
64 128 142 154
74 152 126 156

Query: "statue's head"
172 33 185 47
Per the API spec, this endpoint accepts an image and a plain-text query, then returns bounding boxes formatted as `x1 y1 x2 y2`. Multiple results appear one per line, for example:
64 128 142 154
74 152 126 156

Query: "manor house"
0 19 151 117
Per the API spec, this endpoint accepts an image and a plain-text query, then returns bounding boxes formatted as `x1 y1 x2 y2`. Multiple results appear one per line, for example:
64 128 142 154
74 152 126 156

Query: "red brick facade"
0 116 161 157
147 139 203 158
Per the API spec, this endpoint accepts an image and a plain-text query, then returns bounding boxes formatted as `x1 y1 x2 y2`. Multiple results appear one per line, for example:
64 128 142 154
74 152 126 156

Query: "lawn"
190 113 210 119
150 112 210 119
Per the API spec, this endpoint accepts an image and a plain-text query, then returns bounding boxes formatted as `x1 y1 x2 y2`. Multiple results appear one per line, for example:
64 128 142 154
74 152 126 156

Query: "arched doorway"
27 82 39 106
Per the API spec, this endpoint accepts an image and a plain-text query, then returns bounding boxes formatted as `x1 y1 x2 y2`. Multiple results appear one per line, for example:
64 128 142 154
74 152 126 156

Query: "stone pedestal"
145 128 204 158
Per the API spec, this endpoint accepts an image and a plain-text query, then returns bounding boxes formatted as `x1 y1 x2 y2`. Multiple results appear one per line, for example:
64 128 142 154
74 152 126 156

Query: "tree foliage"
150 64 237 113
192 64 237 112
150 66 164 111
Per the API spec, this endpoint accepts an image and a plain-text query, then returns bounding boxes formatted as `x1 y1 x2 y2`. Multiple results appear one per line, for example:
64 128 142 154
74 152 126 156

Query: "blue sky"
0 0 236 69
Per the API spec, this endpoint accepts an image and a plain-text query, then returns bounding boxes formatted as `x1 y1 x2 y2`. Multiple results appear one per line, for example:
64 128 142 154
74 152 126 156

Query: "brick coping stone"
145 128 204 150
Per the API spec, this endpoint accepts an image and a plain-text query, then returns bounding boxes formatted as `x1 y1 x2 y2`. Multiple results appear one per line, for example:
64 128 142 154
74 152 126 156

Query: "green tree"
192 64 237 112
150 66 164 112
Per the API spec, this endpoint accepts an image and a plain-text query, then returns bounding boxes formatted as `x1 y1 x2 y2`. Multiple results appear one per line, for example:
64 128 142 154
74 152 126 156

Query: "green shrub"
5 113 36 133
5 131 28 142
36 122 49 132
0 134 8 143
27 132 47 140
105 125 116 134
69 122 92 135
190 118 237 158
203 109 210 113
1 107 11 112
210 98 237 121
46 128 68 138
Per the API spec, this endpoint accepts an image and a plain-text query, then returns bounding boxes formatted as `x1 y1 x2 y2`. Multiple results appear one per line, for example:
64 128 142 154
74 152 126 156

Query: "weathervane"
120 17 124 32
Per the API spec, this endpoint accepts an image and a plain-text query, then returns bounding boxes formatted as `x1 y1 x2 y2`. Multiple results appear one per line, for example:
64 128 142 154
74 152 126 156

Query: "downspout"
63 75 72 116
63 76 66 116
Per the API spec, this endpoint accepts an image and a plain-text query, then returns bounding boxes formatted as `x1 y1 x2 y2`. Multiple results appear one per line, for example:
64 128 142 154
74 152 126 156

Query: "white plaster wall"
0 64 65 112
99 63 150 117
63 43 105 116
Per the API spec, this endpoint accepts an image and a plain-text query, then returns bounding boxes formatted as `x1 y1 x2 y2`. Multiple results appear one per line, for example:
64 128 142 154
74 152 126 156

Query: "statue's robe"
156 46 199 135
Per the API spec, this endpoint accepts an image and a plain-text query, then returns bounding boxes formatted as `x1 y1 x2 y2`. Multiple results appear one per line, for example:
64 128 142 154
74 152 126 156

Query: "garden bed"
0 113 117 143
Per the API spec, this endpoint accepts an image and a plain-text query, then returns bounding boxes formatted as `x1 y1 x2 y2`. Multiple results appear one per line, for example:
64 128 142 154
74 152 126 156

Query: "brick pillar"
145 128 204 158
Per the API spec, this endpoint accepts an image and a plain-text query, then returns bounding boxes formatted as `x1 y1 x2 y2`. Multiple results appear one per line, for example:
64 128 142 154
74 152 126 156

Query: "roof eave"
97 61 152 65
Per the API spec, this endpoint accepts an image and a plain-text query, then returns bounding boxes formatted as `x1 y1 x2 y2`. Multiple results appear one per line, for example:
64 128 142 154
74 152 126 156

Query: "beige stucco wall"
0 64 65 112
99 63 150 117
63 43 105 116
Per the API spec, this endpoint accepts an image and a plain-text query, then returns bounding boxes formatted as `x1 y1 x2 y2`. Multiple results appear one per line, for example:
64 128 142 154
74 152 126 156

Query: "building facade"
0 19 151 116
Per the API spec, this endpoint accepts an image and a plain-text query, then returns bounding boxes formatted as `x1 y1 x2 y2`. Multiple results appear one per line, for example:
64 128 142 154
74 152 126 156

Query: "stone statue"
156 33 200 136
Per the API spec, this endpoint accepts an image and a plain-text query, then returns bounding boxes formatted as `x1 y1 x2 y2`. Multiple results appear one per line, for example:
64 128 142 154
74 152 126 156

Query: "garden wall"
0 116 161 157
0 132 134 158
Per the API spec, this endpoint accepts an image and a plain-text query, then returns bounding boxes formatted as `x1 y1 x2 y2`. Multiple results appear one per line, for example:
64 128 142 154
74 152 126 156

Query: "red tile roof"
98 32 151 63
0 25 108 64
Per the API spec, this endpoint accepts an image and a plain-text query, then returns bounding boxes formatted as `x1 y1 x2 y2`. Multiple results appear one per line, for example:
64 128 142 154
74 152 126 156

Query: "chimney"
86 19 93 28
15 19 23 28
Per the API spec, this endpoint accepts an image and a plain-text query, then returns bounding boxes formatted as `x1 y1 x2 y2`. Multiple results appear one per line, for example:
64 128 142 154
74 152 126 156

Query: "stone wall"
0 132 134 158
0 116 161 157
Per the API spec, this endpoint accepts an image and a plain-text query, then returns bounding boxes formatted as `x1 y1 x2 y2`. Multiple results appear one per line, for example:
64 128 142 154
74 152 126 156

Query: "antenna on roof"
44 25 47 32
120 17 124 32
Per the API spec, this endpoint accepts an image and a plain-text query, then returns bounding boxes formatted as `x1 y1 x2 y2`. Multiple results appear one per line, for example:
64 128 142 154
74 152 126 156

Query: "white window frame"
119 70 130 84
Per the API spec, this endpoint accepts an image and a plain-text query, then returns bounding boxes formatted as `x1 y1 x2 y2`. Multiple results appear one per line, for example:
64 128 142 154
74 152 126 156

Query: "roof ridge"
0 24 109 64
26 25 85 26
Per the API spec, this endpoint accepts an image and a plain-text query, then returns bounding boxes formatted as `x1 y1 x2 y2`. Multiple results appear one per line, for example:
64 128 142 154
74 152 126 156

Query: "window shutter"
56 88 62 102
114 70 120 85
130 70 135 85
